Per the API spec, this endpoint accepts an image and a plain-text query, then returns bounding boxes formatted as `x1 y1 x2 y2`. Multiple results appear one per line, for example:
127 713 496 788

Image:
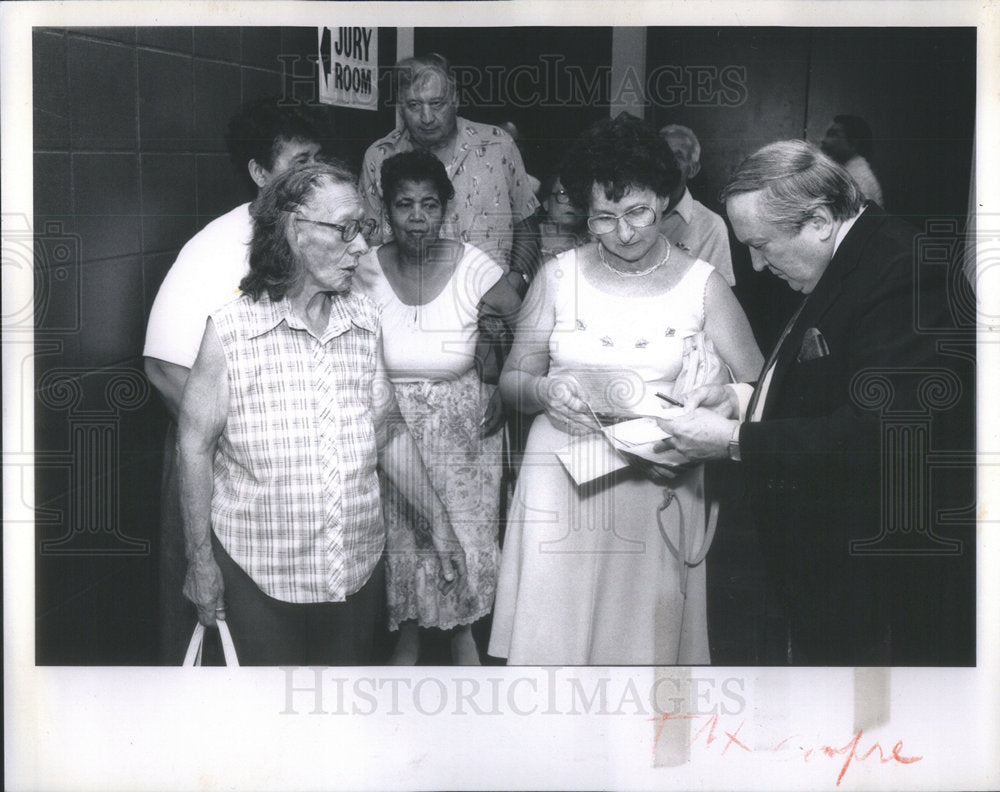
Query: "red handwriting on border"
650 714 922 786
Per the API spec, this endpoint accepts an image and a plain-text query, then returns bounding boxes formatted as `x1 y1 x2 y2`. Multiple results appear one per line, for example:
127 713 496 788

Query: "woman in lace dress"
488 114 764 665
355 150 519 664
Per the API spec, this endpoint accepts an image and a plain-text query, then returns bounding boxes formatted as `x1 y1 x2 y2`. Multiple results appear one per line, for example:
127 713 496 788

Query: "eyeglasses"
587 205 657 235
547 189 572 205
295 216 377 242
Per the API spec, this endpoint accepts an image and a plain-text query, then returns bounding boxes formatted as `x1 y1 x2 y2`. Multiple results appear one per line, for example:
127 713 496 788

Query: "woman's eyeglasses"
295 216 377 243
587 204 657 235
547 189 573 205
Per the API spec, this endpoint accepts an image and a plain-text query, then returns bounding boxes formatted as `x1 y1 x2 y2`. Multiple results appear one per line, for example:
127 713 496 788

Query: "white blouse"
355 243 504 382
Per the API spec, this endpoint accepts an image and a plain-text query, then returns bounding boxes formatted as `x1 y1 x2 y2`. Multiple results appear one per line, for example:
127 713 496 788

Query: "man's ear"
808 205 836 241
687 159 701 180
248 159 270 189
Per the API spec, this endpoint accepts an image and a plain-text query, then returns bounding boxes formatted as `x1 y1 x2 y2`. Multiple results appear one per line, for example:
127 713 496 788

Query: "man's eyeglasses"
547 189 573 205
587 204 657 235
295 216 377 242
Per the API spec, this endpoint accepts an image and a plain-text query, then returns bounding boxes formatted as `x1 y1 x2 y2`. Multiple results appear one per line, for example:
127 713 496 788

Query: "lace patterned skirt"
382 368 502 630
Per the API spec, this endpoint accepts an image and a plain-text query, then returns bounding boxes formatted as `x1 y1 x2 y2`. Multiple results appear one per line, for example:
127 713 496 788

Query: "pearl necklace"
598 237 671 277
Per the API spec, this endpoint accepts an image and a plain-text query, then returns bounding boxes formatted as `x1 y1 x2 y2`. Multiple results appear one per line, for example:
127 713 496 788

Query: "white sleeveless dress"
488 250 714 665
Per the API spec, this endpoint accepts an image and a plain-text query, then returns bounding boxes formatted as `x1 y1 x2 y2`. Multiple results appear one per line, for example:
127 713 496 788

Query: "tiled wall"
33 26 397 664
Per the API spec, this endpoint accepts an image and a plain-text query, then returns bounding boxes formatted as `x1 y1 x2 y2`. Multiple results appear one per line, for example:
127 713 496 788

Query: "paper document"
555 416 688 486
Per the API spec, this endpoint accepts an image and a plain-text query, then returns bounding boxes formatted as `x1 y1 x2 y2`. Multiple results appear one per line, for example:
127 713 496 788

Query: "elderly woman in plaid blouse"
178 160 467 666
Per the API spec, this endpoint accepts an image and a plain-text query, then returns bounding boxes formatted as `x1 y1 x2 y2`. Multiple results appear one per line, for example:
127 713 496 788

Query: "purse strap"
183 620 240 667
655 489 719 599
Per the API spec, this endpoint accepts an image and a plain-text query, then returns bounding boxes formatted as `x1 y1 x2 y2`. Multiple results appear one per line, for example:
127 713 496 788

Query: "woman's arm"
371 336 468 592
178 319 229 627
701 270 765 383
499 258 596 433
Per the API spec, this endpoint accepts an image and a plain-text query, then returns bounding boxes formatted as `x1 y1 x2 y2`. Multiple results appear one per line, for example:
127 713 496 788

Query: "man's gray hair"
659 124 701 165
393 53 457 103
720 139 863 232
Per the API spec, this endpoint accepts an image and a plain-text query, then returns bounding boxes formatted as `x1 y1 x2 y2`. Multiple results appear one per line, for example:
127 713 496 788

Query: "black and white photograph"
4 1 998 789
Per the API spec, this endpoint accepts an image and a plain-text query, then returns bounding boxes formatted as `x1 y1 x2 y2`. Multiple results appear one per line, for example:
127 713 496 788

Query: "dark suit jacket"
739 204 972 664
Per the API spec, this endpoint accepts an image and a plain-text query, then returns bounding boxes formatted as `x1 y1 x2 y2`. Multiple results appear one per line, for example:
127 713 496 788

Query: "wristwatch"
728 423 742 462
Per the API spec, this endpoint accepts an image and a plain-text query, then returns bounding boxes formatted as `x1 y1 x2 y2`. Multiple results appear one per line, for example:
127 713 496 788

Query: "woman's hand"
619 449 681 485
183 555 226 627
430 523 468 595
538 374 600 435
481 388 505 437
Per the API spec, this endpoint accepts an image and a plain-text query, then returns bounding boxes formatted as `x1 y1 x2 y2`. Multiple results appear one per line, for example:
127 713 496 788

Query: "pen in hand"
655 391 684 408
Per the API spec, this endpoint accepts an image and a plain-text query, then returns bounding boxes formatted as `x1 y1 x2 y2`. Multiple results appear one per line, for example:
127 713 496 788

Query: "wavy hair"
241 159 357 302
720 140 863 233
560 112 681 211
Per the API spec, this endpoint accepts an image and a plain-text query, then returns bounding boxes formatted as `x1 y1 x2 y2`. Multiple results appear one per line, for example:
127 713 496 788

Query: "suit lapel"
760 204 883 419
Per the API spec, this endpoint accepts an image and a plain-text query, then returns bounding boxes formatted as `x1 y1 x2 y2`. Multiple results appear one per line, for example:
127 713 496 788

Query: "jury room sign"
318 27 378 110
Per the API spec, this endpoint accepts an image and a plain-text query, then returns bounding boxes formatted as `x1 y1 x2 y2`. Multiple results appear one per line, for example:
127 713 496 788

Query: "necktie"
745 297 808 421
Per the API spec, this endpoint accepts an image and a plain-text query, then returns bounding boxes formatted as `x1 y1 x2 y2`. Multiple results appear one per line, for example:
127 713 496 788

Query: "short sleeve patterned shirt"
209 291 384 603
360 117 540 268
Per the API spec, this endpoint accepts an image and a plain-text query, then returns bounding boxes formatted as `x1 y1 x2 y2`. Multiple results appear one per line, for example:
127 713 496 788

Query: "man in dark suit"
661 140 973 665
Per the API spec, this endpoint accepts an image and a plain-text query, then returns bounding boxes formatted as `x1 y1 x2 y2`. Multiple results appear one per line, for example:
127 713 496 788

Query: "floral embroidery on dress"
635 338 648 348
601 336 614 347
664 327 676 337
576 319 587 331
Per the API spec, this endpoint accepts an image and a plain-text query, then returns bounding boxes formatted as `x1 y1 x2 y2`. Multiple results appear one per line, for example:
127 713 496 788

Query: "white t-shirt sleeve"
463 243 505 301
143 204 252 368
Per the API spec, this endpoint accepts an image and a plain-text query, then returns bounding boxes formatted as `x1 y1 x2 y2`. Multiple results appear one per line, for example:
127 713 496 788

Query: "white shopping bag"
182 620 240 667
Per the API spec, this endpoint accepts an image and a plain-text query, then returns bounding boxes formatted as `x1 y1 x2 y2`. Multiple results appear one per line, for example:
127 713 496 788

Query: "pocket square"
797 327 830 362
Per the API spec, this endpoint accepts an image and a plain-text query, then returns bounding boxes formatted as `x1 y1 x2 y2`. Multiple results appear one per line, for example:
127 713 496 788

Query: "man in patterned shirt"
360 53 539 292
180 161 467 665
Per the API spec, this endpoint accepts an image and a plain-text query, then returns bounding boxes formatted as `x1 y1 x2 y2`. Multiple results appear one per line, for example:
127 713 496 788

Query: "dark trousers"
211 532 385 666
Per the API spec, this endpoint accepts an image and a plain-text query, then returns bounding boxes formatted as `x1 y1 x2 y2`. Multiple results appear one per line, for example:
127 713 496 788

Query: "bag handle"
182 620 240 667
656 490 719 599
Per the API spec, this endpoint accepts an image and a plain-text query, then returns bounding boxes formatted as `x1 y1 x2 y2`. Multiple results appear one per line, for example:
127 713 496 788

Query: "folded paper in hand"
555 415 687 486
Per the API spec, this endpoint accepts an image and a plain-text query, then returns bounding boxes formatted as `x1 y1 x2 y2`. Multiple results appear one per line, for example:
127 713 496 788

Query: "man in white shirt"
658 140 967 665
144 96 327 663
658 124 735 286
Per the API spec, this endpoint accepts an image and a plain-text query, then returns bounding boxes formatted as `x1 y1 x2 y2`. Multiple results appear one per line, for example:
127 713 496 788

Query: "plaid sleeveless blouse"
210 291 384 602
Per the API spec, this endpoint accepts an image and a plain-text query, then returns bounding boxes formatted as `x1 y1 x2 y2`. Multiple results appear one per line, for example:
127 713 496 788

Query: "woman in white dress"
488 114 764 665
355 150 520 664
